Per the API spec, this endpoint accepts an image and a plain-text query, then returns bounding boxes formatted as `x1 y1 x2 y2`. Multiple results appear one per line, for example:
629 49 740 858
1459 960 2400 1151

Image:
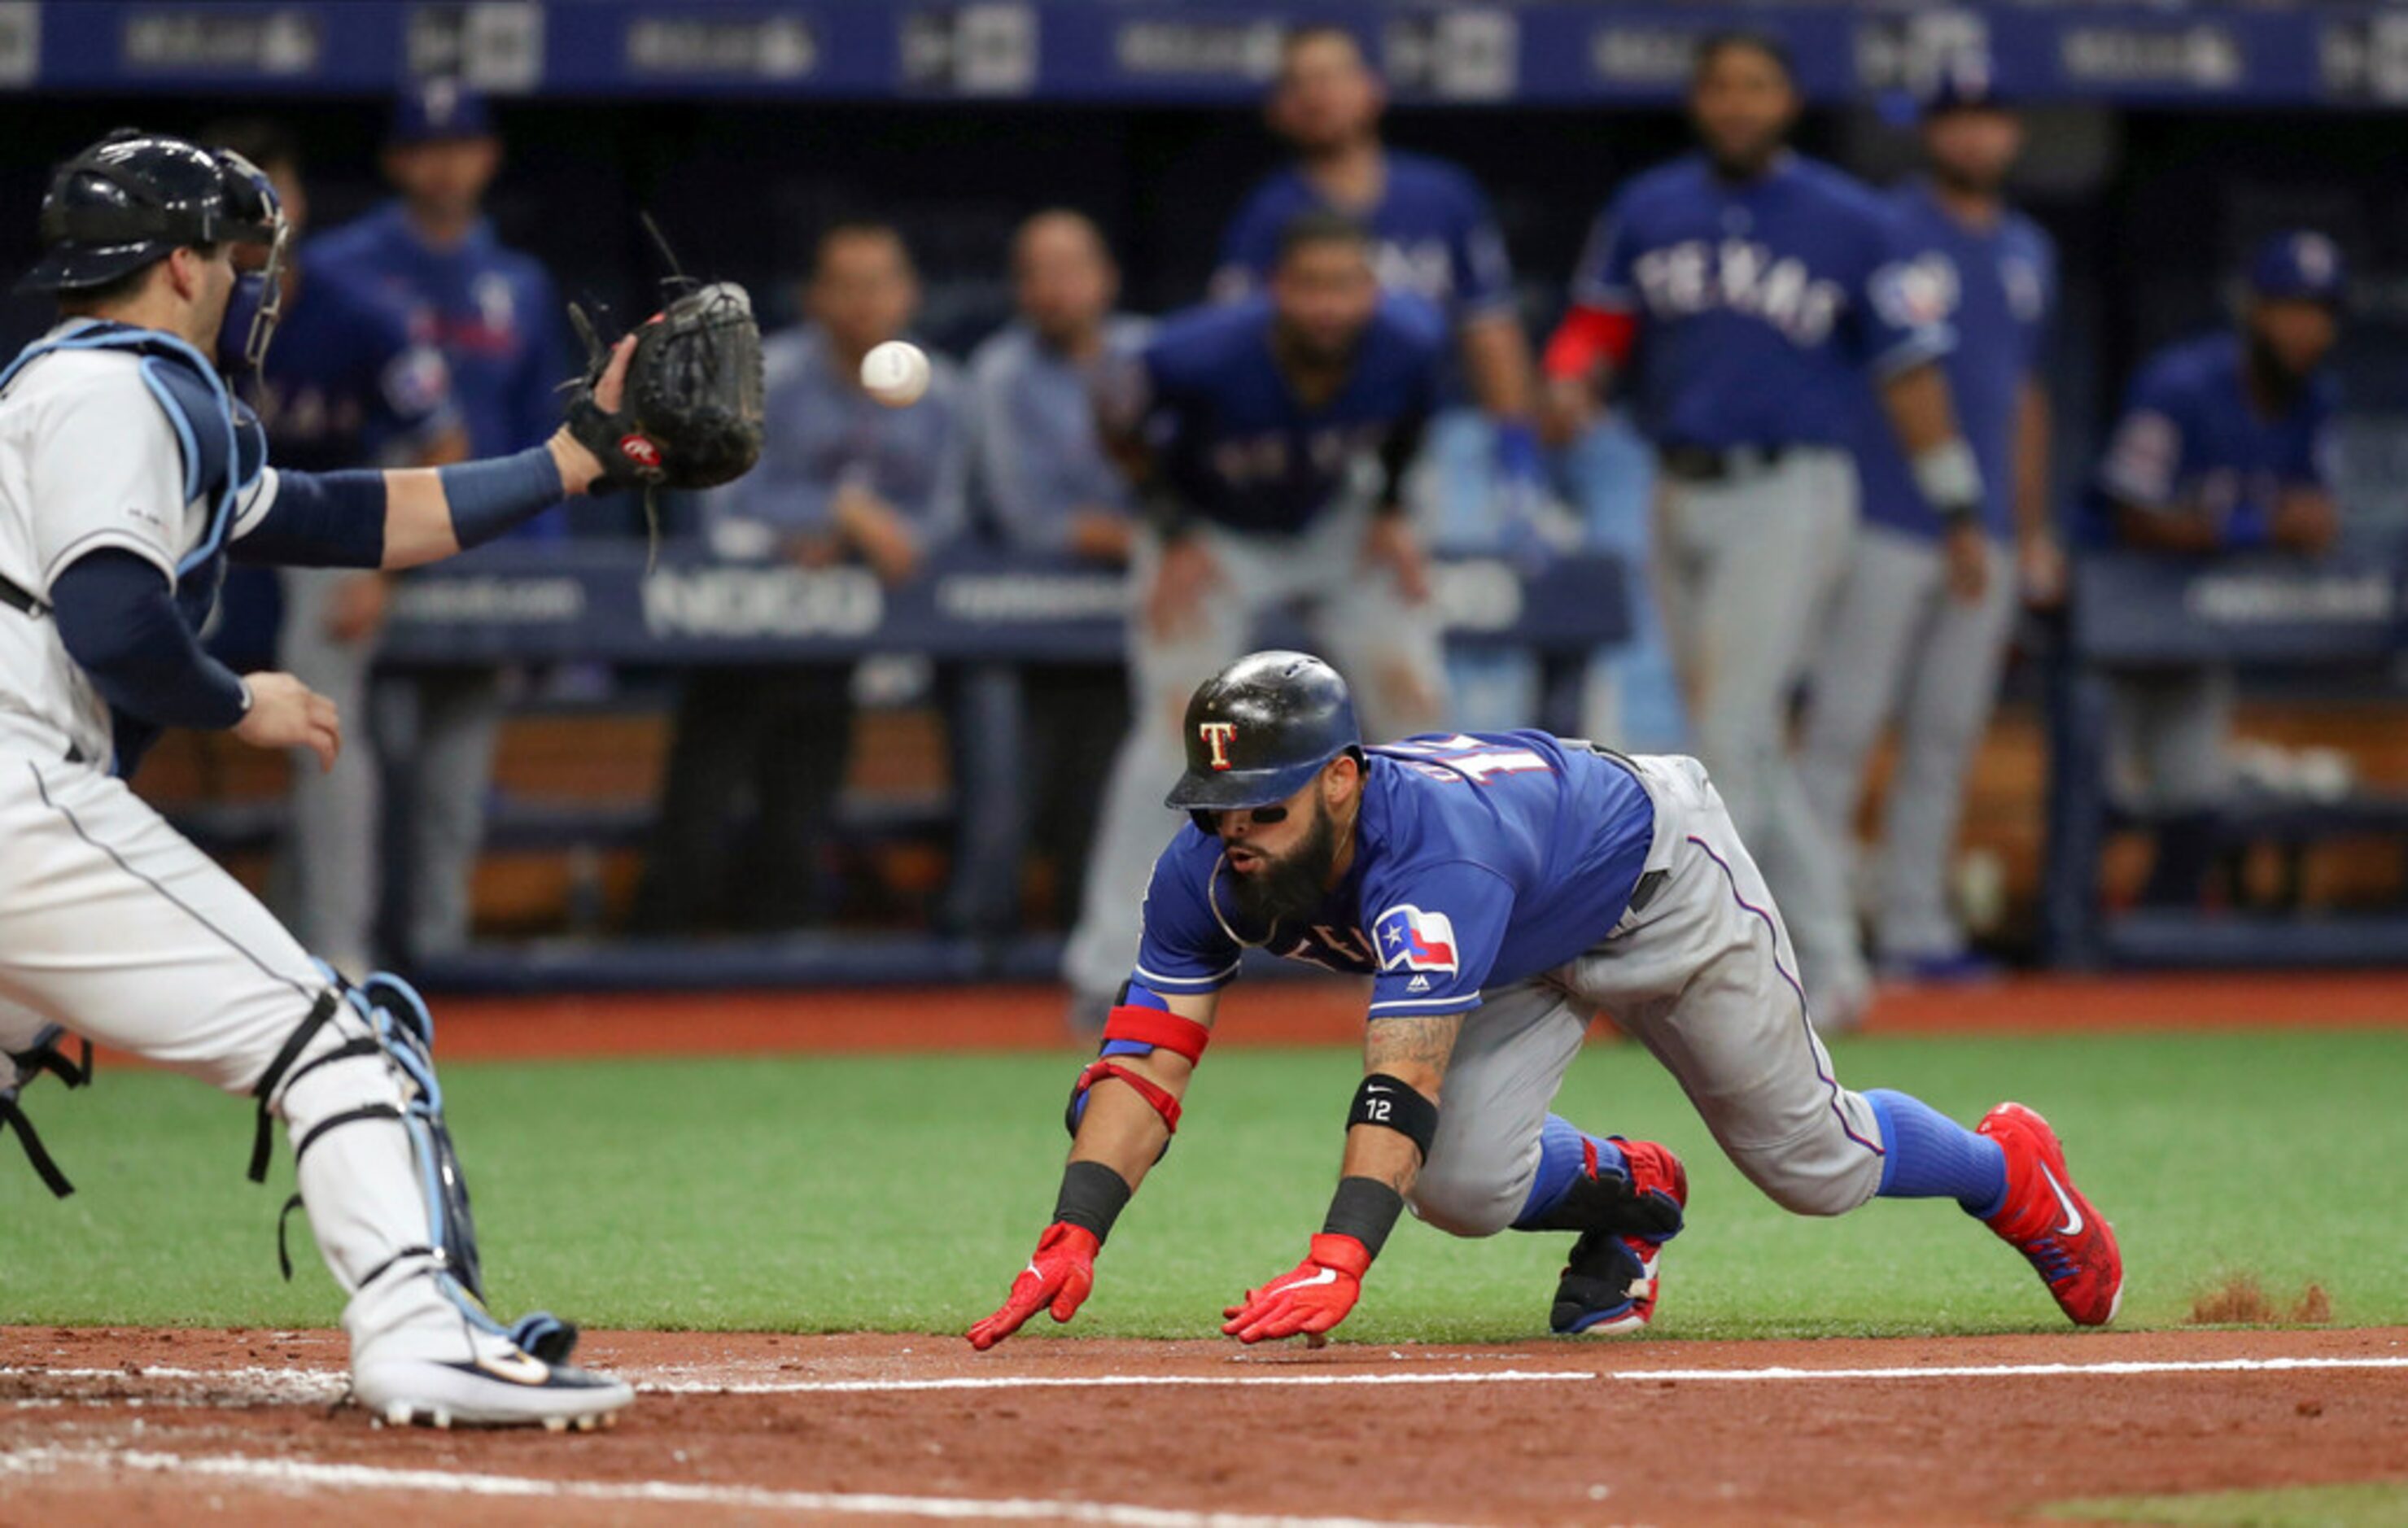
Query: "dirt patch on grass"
2189 1273 2335 1325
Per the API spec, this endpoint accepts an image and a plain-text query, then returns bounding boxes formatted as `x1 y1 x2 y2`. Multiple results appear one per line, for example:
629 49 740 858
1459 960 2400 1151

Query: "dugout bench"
361 540 1631 991
2043 549 2408 968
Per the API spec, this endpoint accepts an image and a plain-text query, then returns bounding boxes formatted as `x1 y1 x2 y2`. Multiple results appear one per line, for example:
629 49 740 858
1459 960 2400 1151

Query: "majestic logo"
1374 905 1459 976
1199 720 1238 770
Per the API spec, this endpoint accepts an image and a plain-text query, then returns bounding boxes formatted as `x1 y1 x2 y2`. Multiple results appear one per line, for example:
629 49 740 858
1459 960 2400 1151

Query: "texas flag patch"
1374 905 1458 975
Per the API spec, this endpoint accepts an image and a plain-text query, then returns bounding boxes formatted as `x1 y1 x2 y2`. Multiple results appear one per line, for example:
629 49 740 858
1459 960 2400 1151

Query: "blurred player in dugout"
1543 33 1988 1028
205 119 468 977
635 220 966 933
308 80 570 961
1214 24 1548 530
1062 213 1452 1024
1796 72 2065 982
964 211 1147 928
2081 229 2345 906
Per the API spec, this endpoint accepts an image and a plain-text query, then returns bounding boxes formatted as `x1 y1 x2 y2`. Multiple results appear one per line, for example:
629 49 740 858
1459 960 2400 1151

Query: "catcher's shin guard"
254 968 582 1367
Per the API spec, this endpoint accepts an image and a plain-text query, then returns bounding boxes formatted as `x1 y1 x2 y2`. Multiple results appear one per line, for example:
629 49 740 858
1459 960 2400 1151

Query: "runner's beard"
1227 799 1340 931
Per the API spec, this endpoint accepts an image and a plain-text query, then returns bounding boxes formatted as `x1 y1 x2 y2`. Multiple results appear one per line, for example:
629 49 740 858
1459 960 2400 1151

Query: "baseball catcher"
971 652 2122 1349
0 128 758 1428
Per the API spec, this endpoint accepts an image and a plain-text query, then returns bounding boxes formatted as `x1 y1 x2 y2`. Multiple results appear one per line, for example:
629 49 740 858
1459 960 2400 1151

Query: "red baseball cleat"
1978 1102 2123 1326
1550 1137 1687 1336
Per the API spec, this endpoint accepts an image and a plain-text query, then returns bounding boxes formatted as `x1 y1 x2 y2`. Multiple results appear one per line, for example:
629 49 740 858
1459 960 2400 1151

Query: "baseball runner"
2081 231 2344 905
0 129 760 1426
970 651 2121 1348
1797 72 2062 979
1541 32 1989 1027
1061 212 1451 1027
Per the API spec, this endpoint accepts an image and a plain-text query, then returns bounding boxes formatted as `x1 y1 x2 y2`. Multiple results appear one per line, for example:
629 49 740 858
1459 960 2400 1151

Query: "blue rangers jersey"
1568 151 1951 450
1132 732 1654 1019
1855 181 2055 541
2081 331 2337 549
1213 150 1517 323
308 200 567 536
1112 293 1446 537
245 265 457 473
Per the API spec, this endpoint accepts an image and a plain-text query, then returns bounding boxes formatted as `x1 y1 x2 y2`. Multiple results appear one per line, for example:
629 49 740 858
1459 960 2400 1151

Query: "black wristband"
1321 1176 1405 1260
1052 1159 1134 1246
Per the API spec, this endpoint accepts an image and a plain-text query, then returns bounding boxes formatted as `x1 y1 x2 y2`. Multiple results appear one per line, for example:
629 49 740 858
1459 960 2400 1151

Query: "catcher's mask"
24 129 291 370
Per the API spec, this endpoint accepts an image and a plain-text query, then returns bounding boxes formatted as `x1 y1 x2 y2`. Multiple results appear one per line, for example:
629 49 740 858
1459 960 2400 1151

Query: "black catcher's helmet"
20 129 284 295
1165 650 1363 822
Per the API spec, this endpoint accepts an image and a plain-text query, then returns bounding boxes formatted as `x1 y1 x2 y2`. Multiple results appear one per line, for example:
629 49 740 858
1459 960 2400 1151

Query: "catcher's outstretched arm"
233 335 637 574
382 335 638 567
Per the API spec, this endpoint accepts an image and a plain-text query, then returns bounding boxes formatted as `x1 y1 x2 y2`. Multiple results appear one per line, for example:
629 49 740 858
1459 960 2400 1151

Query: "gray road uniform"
1798 181 2055 965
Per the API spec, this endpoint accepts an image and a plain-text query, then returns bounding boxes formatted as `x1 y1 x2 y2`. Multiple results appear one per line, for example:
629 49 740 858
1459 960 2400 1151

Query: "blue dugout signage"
13 2 2408 108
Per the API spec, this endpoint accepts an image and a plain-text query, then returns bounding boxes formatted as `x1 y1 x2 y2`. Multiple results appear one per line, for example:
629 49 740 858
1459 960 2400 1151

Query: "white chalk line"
1613 1355 2408 1382
0 1445 1457 1528
4 1353 2405 1403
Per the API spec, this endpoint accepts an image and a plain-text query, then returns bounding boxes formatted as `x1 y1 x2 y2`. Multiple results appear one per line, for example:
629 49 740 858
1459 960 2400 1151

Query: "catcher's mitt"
566 279 764 493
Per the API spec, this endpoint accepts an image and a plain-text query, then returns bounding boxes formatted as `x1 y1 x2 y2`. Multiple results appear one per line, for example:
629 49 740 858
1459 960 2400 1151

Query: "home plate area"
4 1327 2407 1525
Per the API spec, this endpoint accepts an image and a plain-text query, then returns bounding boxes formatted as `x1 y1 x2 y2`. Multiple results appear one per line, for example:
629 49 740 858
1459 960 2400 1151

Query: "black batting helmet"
1164 650 1362 818
20 129 283 295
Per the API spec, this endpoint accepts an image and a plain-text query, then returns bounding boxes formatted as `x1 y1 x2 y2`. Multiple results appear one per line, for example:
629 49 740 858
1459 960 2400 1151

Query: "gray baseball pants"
1798 526 2016 963
1650 447 1866 1013
1409 753 1889 1238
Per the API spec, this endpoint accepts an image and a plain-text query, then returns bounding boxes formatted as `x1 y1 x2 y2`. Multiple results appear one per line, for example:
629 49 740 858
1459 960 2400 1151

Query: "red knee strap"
1103 1005 1212 1065
1072 1059 1183 1135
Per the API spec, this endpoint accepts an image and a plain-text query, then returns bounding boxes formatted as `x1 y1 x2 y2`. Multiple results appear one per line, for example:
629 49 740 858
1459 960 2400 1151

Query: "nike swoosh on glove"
1221 1233 1372 1344
967 1223 1099 1351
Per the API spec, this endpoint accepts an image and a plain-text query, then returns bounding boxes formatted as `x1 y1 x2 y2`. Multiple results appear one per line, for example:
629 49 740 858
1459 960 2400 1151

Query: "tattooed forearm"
1363 1013 1462 1095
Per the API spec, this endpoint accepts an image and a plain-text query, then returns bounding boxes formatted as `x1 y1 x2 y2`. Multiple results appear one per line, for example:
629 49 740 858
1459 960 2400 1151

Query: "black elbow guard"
1347 1072 1438 1161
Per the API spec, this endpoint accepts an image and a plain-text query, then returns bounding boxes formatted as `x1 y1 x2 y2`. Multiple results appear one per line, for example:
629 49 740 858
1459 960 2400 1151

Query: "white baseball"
861 340 931 408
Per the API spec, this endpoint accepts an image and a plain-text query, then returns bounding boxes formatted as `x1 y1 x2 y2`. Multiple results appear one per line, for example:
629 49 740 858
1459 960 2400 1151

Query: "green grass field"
2 1029 2401 1342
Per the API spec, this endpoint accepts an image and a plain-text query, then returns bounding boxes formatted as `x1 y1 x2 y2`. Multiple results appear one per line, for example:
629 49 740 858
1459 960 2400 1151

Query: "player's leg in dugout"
0 753 601 1400
1561 753 2007 1220
1061 526 1266 1008
1658 449 1867 1020
401 666 505 959
2108 666 2235 906
276 565 382 975
1796 525 1933 918
1308 501 1450 744
1873 536 2014 963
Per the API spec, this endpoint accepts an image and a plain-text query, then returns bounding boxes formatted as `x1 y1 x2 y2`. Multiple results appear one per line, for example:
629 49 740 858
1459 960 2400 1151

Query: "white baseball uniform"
0 321 601 1415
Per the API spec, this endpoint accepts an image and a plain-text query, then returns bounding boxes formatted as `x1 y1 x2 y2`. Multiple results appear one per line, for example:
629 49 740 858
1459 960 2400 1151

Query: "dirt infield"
3 1325 2405 1525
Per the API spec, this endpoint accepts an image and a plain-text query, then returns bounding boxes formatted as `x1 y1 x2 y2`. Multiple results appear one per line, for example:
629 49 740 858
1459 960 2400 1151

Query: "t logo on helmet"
1200 721 1237 771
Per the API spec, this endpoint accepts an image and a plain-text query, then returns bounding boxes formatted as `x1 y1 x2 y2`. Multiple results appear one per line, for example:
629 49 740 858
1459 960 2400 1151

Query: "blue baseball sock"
1511 1115 1626 1229
1866 1089 2007 1216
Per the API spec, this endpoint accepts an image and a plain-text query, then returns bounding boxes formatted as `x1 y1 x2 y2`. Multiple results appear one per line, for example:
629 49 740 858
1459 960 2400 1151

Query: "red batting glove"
1221 1233 1372 1344
967 1223 1099 1351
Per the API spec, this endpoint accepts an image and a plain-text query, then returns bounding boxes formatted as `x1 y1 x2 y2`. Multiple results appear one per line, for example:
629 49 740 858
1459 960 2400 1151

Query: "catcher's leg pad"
261 968 579 1364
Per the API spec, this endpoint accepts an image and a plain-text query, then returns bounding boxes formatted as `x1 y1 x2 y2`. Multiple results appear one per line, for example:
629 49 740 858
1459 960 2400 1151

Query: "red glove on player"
1221 1233 1372 1343
967 1223 1099 1351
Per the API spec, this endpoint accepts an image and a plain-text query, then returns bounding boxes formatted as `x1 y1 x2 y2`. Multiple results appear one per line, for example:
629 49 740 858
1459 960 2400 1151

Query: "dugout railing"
2043 548 2408 968
329 540 1632 991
